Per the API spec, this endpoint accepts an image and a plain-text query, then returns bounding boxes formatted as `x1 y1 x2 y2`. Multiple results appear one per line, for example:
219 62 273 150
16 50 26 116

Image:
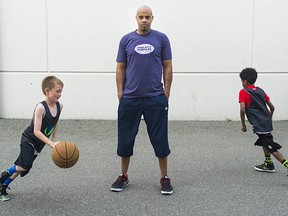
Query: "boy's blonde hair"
41 76 64 95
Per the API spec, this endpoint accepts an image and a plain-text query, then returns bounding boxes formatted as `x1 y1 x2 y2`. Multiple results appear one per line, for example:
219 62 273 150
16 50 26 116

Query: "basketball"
51 141 79 168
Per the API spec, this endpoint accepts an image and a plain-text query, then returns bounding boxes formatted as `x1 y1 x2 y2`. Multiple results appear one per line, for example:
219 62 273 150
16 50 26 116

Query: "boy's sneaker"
160 176 173 195
254 162 275 173
0 192 10 202
111 174 129 192
0 186 10 202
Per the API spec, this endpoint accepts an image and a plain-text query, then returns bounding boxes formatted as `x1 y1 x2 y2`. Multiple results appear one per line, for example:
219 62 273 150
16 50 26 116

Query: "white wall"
0 0 287 120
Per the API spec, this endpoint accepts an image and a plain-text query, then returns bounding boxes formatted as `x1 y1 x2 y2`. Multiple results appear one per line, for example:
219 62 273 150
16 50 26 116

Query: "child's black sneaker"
254 162 275 173
0 185 10 202
160 176 173 195
111 174 129 192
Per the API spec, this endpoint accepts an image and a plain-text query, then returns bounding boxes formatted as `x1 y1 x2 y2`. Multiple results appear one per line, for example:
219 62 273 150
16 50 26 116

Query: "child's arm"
33 103 58 148
50 103 63 141
51 122 59 142
239 102 247 132
266 100 275 117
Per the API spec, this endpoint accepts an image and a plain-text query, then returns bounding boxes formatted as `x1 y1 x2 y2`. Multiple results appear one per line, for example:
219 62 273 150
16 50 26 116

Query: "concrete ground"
0 119 288 216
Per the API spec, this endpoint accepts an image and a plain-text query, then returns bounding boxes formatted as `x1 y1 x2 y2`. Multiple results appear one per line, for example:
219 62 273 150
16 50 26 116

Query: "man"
111 5 173 195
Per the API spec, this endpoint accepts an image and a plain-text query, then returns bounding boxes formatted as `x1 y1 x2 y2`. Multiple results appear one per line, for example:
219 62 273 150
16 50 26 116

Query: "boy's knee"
16 165 27 172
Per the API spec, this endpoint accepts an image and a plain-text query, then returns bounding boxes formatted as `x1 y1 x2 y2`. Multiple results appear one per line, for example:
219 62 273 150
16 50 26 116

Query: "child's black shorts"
255 133 282 153
14 142 37 177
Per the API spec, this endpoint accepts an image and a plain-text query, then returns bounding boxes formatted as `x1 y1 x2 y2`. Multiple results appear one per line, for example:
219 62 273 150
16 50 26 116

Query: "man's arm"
162 59 173 99
116 62 126 101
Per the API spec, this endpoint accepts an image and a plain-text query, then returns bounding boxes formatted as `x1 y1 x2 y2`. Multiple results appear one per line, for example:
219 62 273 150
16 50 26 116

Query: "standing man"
111 5 173 195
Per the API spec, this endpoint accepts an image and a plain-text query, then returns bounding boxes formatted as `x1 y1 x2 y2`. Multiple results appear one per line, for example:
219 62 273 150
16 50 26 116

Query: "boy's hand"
49 141 60 148
241 125 247 132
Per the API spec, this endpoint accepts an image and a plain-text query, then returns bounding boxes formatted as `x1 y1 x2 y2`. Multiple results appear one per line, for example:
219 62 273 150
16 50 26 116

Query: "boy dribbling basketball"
0 76 63 201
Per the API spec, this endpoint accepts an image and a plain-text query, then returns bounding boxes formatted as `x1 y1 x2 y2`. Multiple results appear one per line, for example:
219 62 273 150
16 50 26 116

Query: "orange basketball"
51 141 79 168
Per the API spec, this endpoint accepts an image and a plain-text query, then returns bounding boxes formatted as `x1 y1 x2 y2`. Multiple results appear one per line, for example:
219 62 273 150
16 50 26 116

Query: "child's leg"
262 146 273 164
0 171 20 201
260 135 288 168
271 150 285 163
271 150 288 168
0 165 25 189
7 164 26 175
262 146 271 157
0 167 14 186
1 143 34 188
254 135 278 172
256 134 288 169
1 172 20 190
1 142 36 201
254 146 275 172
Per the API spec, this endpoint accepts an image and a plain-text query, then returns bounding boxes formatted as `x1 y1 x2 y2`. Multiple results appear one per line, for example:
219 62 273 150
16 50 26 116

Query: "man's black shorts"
117 94 170 158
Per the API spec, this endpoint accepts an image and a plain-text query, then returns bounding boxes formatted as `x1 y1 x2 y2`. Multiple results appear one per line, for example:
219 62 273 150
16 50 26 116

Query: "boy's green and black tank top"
245 87 272 134
21 101 61 152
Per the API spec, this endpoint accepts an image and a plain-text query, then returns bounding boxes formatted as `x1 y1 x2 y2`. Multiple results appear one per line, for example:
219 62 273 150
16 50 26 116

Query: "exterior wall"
0 0 287 120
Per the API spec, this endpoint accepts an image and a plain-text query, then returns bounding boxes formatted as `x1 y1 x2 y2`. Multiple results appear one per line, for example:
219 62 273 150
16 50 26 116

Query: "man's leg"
159 157 168 178
121 157 130 175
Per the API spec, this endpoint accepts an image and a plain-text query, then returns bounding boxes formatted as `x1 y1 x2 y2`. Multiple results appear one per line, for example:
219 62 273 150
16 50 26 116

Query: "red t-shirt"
239 85 270 107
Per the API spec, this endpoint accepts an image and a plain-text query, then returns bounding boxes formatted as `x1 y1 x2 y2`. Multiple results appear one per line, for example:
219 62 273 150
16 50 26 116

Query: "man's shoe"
160 176 173 195
254 162 275 173
111 174 129 192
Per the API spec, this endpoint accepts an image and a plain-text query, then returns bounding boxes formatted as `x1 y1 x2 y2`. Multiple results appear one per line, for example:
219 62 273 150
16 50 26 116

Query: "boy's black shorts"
14 142 37 177
255 133 282 153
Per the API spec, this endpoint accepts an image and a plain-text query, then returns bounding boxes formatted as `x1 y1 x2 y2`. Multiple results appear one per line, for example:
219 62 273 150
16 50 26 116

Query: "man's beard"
141 27 147 32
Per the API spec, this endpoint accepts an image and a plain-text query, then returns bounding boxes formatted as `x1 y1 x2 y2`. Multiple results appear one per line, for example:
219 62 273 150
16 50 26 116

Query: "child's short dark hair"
239 68 258 84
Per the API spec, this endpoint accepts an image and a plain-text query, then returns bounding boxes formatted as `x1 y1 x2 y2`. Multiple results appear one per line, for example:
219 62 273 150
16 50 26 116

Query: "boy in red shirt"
239 68 288 173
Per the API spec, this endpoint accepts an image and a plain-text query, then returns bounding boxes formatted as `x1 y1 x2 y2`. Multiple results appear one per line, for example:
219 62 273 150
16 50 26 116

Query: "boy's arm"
50 103 63 141
33 104 58 148
240 102 247 132
51 123 59 142
266 100 275 117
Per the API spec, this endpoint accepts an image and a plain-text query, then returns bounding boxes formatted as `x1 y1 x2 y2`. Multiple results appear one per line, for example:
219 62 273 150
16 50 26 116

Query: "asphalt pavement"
0 119 288 216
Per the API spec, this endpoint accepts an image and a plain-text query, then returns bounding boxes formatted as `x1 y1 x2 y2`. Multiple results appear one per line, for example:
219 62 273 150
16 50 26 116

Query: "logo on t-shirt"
134 44 154 54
